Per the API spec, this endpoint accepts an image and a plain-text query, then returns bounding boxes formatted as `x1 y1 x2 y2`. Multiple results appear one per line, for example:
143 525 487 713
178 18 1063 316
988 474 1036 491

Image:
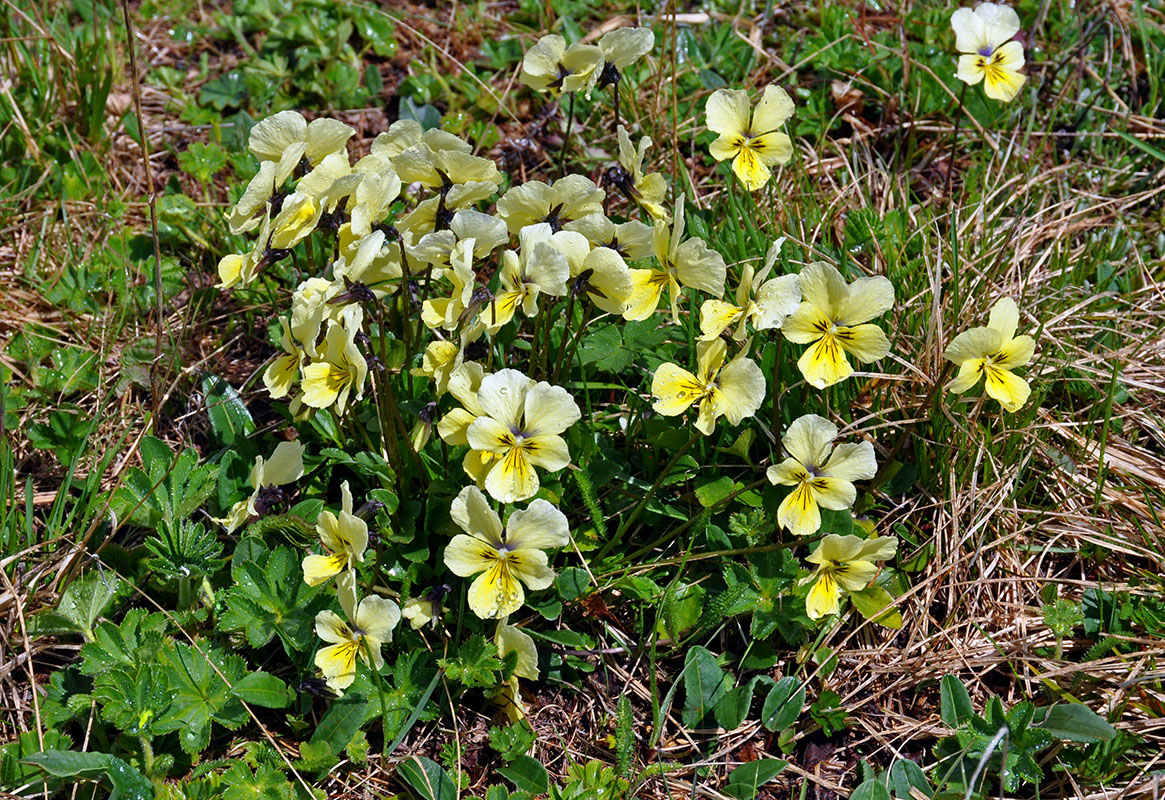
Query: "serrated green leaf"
201 374 256 447
32 570 126 641
219 542 325 654
21 750 153 800
154 642 247 755
940 675 975 727
439 635 503 689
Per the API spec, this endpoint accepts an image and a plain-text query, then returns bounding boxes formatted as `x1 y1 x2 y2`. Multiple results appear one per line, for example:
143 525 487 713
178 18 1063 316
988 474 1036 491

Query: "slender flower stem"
944 83 969 203
550 291 577 384
558 92 576 178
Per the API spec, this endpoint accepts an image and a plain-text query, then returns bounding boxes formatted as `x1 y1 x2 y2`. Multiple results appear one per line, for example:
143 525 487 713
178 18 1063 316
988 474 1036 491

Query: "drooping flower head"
520 34 604 96
951 3 1027 102
302 481 369 615
624 195 726 324
700 239 801 341
314 594 401 693
480 223 571 332
803 534 897 620
214 441 305 533
783 262 894 389
464 370 581 503
300 319 368 413
766 414 876 537
705 85 795 191
442 486 570 618
494 621 539 721
613 125 669 221
651 338 766 436
943 296 1035 412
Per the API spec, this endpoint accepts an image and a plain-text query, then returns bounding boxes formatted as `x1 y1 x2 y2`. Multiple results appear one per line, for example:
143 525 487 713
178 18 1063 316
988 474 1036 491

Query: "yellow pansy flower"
411 340 461 397
782 262 894 389
520 34 604 95
705 85 795 192
437 362 487 446
496 174 605 236
651 338 766 436
700 239 800 341
615 125 669 221
442 485 569 619
481 223 571 332
566 214 654 260
300 320 368 413
803 534 897 620
624 195 726 324
333 229 402 298
314 594 401 694
248 110 354 186
302 481 368 616
217 209 273 289
952 3 1027 102
465 369 581 503
214 441 305 533
944 296 1035 412
392 130 501 211
766 414 876 537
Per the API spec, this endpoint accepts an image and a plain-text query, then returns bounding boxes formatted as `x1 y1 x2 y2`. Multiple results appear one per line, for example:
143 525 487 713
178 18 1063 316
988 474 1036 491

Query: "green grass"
2 0 1165 799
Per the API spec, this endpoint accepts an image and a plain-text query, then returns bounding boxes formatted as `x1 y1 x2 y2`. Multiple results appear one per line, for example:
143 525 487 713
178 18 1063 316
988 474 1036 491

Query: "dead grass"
4 1 1165 798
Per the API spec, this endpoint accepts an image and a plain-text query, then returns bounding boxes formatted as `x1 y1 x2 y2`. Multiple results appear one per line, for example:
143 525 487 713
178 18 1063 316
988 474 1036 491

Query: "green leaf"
154 642 247 754
498 754 550 794
695 476 738 508
1035 703 1117 743
888 758 932 799
849 586 902 629
715 676 762 730
310 693 371 755
577 324 633 372
397 756 457 800
556 567 590 601
1 730 73 797
80 610 168 675
849 777 892 800
220 761 296 800
760 677 804 732
110 437 219 530
722 758 786 800
489 720 537 762
219 541 325 654
92 663 172 739
939 675 975 727
32 570 126 641
201 374 256 447
439 634 503 688
177 142 228 183
21 750 153 800
680 646 729 728
230 672 290 709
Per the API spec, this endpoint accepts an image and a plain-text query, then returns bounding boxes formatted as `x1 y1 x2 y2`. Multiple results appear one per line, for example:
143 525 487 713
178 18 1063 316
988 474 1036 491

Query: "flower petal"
314 609 352 644
950 6 988 54
994 334 1035 369
984 365 1031 412
805 571 842 620
782 414 837 469
303 553 347 586
712 356 766 425
355 595 401 643
484 447 540 503
837 275 895 326
521 434 571 473
315 641 359 691
496 623 539 680
506 499 570 551
767 458 810 486
651 363 703 416
778 482 822 536
832 560 878 592
524 382 581 437
450 485 504 545
944 327 1002 365
798 335 854 389
705 89 750 136
987 296 1020 341
444 533 499 577
836 323 890 363
750 84 795 134
507 548 555 590
821 441 877 482
808 477 857 511
476 369 532 430
732 147 772 192
699 300 744 341
467 560 525 619
948 359 986 394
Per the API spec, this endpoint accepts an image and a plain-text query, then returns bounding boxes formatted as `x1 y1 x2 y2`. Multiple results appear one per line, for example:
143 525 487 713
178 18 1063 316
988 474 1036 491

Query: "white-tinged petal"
506 498 570 551
782 414 837 469
450 484 505 545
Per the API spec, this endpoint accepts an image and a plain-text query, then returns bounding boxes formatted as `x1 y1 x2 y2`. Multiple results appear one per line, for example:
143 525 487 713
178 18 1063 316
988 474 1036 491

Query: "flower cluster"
212 4 1045 704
